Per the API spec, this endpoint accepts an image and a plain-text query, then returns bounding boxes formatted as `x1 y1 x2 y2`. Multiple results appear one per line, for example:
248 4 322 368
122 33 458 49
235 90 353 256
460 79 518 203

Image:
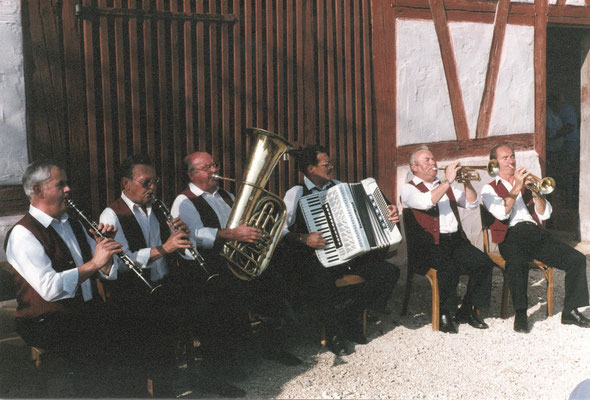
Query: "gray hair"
22 159 62 198
409 145 430 166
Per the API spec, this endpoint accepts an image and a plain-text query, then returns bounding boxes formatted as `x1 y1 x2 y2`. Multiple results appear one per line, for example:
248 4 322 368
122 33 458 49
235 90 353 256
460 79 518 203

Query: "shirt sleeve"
99 207 150 271
6 225 79 301
536 198 552 221
171 195 218 249
281 186 303 238
400 182 435 210
452 186 478 210
481 184 510 220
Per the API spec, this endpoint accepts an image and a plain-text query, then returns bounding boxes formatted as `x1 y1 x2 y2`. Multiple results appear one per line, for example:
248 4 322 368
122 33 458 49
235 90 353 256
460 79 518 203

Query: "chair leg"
401 270 414 316
425 268 439 331
500 271 510 319
545 267 554 317
362 309 367 337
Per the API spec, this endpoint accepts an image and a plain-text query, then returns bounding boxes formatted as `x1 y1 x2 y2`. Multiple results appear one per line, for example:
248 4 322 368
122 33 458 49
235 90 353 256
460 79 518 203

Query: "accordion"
299 178 402 267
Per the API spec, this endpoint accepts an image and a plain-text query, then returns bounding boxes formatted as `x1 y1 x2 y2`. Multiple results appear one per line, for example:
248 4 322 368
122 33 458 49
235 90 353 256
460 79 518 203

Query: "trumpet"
65 198 161 294
438 159 500 183
149 195 219 281
525 174 556 195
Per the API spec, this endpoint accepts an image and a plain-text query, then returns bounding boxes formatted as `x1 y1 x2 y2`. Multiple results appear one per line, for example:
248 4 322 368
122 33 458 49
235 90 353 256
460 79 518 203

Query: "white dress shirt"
281 176 341 238
481 176 552 227
400 176 477 234
170 182 235 250
100 192 168 282
6 205 117 302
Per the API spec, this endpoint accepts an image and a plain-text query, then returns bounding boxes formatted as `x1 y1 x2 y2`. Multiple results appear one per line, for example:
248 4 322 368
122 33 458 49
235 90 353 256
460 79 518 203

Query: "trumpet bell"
487 159 500 177
538 177 556 195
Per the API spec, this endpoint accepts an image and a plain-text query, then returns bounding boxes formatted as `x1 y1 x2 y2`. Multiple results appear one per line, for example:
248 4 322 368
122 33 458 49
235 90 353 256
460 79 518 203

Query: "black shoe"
455 306 489 329
198 375 246 398
514 310 529 333
327 336 355 356
561 309 590 328
345 323 368 345
263 348 303 366
439 313 458 333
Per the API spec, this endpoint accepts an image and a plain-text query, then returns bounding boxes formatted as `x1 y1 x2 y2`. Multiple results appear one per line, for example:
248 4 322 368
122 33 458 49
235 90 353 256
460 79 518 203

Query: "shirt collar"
189 182 220 197
495 175 514 190
304 175 335 191
29 204 69 228
121 191 151 213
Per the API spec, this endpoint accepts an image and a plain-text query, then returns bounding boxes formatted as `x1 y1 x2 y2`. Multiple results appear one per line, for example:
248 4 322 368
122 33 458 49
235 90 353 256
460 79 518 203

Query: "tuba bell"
217 128 293 280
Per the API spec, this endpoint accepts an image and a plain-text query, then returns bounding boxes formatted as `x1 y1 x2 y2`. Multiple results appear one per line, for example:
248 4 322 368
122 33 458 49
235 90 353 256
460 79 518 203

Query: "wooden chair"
400 209 445 331
479 205 553 318
320 274 367 346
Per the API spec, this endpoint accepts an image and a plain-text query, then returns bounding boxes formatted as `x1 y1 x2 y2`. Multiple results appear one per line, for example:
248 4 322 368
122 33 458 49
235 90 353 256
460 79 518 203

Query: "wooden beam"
534 0 548 169
429 0 470 142
396 134 536 165
371 0 398 203
396 7 533 25
475 0 511 139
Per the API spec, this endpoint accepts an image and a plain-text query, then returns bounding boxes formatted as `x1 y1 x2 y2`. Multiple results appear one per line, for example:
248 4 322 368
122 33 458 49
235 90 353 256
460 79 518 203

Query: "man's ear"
306 165 315 176
121 177 130 191
32 183 42 195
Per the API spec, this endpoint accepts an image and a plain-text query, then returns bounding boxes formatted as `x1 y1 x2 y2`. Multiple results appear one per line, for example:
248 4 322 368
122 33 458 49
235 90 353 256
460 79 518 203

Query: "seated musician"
170 152 302 369
99 153 245 397
277 145 400 354
481 144 590 333
401 145 493 333
4 159 162 396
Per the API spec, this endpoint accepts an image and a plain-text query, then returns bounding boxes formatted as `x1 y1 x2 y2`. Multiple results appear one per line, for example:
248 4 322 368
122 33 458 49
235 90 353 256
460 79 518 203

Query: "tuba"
217 128 293 280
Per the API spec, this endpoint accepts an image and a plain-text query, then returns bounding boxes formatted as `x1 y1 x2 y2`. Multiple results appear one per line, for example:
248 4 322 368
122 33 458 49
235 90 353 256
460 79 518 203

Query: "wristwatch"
441 179 451 185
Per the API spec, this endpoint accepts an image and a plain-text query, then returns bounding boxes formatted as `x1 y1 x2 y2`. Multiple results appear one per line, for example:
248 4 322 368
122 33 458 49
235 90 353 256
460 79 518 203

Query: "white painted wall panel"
449 22 493 139
396 19 455 146
0 0 27 185
566 0 585 6
488 24 535 136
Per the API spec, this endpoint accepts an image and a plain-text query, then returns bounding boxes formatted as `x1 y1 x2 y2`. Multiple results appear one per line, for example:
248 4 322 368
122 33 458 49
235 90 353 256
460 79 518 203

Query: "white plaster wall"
0 0 27 185
396 20 535 146
566 0 585 5
488 24 535 135
396 19 455 145
394 150 543 255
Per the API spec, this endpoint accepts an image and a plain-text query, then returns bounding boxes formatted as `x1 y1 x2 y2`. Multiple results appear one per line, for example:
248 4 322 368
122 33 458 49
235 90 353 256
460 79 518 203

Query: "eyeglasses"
193 162 219 172
316 161 334 168
132 177 160 188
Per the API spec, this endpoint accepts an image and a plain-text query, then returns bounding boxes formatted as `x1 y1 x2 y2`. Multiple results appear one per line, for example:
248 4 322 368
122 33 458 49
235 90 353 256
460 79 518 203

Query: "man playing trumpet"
401 145 494 333
481 144 589 333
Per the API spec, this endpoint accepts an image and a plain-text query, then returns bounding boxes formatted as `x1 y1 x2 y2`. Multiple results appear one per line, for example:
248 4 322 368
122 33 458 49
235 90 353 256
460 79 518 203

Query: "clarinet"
65 199 161 294
149 195 219 281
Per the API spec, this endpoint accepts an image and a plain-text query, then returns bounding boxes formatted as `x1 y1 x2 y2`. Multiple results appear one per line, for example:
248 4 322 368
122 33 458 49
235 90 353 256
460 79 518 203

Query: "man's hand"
90 238 123 269
514 167 530 191
90 223 118 241
162 230 192 254
225 224 262 243
167 217 190 234
304 232 327 249
387 204 399 224
444 161 461 184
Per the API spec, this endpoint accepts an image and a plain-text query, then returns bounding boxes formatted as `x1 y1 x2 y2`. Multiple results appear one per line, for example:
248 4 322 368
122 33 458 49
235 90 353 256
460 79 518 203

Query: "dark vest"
181 187 234 261
487 180 541 244
8 213 92 318
405 181 466 245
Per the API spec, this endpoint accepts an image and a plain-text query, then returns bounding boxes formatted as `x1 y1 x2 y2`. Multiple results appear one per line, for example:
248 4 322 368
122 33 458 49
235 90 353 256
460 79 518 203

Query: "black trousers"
499 221 589 311
413 232 493 313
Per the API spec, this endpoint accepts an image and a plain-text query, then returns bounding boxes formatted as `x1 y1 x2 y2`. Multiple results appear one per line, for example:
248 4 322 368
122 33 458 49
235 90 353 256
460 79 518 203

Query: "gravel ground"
217 261 590 400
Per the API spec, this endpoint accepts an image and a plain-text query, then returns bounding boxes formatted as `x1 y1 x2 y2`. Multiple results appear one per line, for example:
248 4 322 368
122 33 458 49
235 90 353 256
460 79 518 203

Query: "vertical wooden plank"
196 0 207 152
81 0 100 213
317 0 327 147
534 0 548 167
326 0 338 159
62 0 91 210
156 0 170 191
209 0 220 161
276 0 293 188
114 0 128 165
221 0 232 180
233 0 243 181
128 0 142 153
371 0 398 203
286 0 296 150
475 0 511 139
362 0 375 178
170 0 183 197
335 1 347 178
266 0 276 132
429 0 470 142
98 0 115 203
143 0 156 159
255 0 264 129
344 0 355 181
303 0 317 146
183 0 195 153
296 0 304 143
353 0 364 179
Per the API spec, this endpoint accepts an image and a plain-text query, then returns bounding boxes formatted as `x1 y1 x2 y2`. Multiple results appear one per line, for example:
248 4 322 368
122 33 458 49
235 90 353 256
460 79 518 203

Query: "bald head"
184 152 220 193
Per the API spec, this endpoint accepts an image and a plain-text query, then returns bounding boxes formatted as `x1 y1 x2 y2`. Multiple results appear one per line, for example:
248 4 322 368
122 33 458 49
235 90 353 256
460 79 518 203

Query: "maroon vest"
487 180 541 244
9 213 92 318
181 187 234 259
406 181 466 245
